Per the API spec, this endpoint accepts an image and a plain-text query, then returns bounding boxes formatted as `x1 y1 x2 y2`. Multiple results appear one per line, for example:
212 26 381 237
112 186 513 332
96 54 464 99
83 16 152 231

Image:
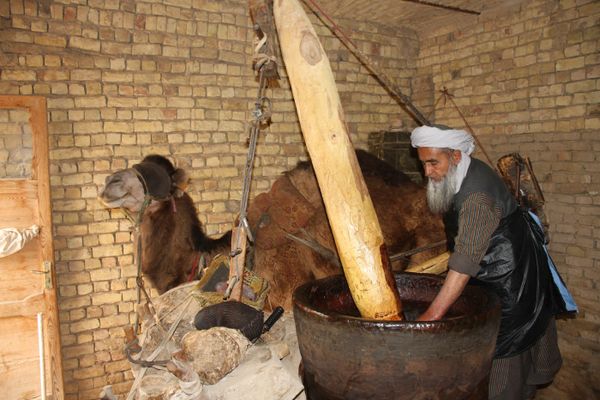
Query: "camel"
98 151 445 309
98 155 232 294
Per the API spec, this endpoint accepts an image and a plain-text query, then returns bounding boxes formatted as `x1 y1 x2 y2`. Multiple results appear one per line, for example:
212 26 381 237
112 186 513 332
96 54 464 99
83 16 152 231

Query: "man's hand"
417 269 470 321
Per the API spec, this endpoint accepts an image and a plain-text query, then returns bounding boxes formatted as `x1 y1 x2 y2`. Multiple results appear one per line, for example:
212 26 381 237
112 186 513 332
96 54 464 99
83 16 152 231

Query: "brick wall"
0 1 418 398
414 0 600 397
0 107 32 178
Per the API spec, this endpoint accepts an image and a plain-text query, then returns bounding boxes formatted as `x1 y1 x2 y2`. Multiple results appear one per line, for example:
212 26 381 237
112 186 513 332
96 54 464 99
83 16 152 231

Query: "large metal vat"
293 273 501 400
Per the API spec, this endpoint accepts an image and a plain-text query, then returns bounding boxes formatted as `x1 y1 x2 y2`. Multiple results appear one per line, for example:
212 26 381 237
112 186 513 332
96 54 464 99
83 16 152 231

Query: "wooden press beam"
273 0 402 320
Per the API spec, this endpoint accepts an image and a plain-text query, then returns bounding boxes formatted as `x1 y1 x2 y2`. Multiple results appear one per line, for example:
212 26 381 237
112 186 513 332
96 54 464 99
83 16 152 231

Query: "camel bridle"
125 160 178 336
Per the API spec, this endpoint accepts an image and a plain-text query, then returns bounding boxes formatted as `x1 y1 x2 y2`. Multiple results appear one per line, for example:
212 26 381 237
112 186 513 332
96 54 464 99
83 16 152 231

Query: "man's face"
417 147 462 214
417 147 461 182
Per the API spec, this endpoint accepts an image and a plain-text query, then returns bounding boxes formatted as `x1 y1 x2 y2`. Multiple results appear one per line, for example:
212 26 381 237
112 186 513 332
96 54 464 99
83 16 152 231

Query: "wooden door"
0 96 64 399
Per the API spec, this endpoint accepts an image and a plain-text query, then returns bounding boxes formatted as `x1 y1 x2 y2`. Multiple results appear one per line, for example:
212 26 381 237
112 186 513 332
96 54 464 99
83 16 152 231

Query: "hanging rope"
433 88 549 235
249 0 280 81
252 33 278 76
425 88 447 122
224 63 272 300
399 0 481 15
130 196 151 335
301 0 431 126
125 195 167 336
434 87 498 173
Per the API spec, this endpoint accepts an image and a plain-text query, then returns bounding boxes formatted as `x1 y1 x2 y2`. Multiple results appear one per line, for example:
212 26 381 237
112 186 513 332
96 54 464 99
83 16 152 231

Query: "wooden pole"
37 312 46 400
405 252 450 275
273 0 402 320
228 227 246 301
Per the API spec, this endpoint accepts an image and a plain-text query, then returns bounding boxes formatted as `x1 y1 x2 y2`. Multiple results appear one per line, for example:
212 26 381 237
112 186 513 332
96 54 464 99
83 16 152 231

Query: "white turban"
410 125 475 155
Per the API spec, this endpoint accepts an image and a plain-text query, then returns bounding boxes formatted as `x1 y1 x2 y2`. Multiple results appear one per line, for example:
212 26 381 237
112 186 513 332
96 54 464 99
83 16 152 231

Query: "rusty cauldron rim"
292 272 501 332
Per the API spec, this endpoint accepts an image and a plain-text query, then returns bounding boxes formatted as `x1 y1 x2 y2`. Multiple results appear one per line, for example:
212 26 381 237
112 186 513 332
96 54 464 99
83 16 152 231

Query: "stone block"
34 34 67 47
74 96 106 108
99 314 129 328
132 43 161 55
72 365 105 380
91 292 122 306
133 120 162 132
69 36 100 52
89 268 120 282
102 71 133 83
1 69 36 81
556 57 585 71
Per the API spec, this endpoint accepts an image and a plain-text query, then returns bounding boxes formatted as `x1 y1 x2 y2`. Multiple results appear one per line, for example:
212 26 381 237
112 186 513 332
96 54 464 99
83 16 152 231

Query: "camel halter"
128 196 153 336
127 161 176 335
132 162 174 201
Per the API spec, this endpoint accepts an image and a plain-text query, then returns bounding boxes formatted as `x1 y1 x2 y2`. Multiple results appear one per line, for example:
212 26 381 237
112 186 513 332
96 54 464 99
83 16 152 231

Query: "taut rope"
224 31 275 300
301 0 431 125
435 87 498 172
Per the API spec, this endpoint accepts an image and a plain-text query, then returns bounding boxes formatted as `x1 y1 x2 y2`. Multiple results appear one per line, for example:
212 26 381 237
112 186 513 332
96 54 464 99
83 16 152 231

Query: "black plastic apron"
445 208 568 358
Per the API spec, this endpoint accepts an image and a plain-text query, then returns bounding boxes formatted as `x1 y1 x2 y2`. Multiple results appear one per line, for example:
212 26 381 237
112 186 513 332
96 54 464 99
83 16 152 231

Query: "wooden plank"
43 290 62 399
0 315 42 400
0 293 45 318
0 179 38 196
0 181 39 227
0 285 44 305
30 97 64 400
0 95 45 109
228 227 246 301
0 193 42 303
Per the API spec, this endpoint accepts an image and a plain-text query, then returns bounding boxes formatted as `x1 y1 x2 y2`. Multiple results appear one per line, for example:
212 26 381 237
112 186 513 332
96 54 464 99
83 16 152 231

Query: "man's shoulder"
461 157 517 216
468 157 495 175
464 158 500 187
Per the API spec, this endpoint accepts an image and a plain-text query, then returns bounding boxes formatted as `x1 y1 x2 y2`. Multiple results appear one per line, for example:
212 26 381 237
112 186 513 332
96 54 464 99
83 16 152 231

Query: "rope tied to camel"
130 195 162 336
128 158 190 333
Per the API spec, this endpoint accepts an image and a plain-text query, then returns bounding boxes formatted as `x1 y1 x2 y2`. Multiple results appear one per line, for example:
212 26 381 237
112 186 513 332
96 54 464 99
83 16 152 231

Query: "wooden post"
228 227 246 301
273 0 402 320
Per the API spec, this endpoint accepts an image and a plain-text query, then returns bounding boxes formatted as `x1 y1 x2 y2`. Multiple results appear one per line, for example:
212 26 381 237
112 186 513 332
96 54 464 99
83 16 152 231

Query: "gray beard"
426 164 458 214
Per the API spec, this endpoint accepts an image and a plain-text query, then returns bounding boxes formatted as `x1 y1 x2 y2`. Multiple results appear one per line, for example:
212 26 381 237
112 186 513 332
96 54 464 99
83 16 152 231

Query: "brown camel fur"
99 152 445 308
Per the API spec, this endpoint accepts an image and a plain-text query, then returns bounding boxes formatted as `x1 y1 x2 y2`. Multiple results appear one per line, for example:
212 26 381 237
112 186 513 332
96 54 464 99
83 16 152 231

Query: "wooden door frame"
0 95 64 399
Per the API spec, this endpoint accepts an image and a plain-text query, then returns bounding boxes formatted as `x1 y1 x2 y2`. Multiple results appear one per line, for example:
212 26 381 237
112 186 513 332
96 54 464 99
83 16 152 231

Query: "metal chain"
239 69 269 225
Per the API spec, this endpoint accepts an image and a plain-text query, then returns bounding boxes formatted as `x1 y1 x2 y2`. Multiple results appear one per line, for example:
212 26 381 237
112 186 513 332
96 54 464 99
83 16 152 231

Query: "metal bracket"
42 261 52 289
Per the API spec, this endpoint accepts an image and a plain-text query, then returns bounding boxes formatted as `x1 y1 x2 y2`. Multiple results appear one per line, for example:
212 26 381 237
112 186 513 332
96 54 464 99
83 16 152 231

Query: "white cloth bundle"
0 225 39 258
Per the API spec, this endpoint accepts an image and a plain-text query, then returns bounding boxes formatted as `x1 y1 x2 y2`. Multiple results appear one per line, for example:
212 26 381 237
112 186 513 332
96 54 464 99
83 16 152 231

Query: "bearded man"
410 125 576 400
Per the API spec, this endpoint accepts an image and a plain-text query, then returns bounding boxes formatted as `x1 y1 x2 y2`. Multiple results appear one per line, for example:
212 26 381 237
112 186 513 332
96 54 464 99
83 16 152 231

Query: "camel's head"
98 155 189 212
